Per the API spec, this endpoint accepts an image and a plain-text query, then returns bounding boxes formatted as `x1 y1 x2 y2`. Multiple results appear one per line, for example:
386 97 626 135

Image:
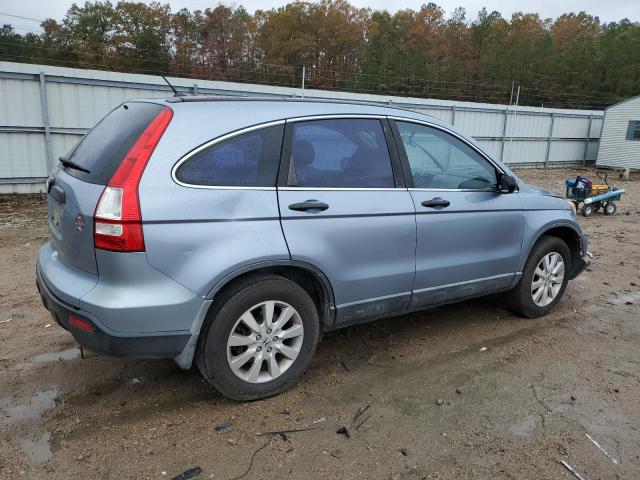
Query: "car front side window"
396 121 497 190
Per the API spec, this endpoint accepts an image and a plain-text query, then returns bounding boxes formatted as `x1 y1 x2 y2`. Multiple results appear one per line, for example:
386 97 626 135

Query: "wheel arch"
522 221 584 278
205 260 336 329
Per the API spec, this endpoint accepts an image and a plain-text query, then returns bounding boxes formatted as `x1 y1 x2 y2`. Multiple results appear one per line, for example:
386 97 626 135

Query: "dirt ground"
1 166 639 480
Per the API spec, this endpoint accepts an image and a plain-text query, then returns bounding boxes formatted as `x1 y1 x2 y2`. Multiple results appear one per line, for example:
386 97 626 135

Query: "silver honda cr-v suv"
36 98 590 400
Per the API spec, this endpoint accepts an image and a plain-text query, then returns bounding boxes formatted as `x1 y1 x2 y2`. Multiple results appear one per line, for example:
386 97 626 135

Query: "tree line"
1 1 639 109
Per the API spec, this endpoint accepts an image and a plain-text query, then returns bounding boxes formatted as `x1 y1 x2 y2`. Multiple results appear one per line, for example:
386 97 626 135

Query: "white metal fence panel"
549 140 587 163
553 115 590 138
477 139 502 159
0 77 42 127
503 140 548 165
509 114 551 138
0 61 604 193
455 110 505 138
0 132 48 178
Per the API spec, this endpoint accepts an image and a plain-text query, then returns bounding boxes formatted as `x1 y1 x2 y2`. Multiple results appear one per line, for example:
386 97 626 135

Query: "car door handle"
288 200 329 212
421 198 450 208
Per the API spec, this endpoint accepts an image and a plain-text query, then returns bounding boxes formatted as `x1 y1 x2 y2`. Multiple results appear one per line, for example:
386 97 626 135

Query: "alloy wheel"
226 300 304 383
531 252 565 307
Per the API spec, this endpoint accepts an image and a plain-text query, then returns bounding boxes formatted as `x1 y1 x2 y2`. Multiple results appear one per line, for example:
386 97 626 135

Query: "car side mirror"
498 174 517 194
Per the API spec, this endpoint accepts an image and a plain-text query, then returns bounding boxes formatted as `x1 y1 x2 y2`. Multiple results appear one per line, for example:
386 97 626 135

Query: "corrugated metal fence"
0 61 604 193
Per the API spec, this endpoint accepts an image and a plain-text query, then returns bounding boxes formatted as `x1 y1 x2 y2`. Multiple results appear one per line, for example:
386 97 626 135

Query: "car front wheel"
196 275 320 401
506 235 571 318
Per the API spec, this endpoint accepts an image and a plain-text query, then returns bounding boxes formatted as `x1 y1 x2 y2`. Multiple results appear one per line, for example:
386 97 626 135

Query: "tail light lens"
94 107 173 252
69 315 95 333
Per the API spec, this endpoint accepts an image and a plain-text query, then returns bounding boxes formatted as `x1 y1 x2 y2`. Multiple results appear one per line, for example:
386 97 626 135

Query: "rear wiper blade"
59 156 90 174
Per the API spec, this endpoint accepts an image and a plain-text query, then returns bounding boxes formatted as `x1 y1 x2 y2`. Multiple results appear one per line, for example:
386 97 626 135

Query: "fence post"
193 83 199 95
500 107 509 163
582 114 593 166
451 105 456 126
544 112 556 168
301 66 305 98
38 71 54 175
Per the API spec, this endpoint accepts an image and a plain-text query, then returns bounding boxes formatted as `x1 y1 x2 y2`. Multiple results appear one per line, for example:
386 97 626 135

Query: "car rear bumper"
36 265 191 358
36 241 204 360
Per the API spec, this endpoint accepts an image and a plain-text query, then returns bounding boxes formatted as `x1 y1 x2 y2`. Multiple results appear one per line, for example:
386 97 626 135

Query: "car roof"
133 96 516 177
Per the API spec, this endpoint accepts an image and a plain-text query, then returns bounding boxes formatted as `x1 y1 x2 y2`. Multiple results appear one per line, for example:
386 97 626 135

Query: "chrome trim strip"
279 187 405 192
286 114 386 122
171 119 286 190
412 273 514 294
386 115 506 174
175 185 276 191
409 187 498 193
336 291 411 309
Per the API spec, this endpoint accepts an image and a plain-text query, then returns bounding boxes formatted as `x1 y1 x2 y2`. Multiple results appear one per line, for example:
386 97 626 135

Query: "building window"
626 120 640 141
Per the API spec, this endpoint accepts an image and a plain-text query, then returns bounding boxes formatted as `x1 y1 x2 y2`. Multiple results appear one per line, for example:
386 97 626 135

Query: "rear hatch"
47 102 167 275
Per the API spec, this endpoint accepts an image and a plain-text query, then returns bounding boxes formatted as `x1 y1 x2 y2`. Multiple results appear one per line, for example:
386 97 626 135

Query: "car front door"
277 117 416 327
390 118 524 309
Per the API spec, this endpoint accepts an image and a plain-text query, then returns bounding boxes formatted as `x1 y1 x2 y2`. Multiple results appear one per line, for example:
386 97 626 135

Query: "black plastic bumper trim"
36 271 190 359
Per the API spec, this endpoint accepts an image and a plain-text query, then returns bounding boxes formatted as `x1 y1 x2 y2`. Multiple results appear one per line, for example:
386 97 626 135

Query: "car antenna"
161 75 187 97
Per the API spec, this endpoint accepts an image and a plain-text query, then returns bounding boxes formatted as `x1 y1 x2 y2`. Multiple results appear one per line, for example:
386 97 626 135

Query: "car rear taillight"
94 107 173 252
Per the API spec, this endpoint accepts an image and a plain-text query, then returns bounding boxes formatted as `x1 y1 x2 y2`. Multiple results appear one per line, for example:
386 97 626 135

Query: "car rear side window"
288 119 395 188
175 125 284 187
64 102 166 185
395 121 497 190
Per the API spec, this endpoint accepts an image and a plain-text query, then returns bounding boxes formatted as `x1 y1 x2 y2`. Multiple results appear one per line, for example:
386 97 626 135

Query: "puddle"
507 415 537 437
15 348 81 369
495 414 538 438
610 291 640 305
32 348 81 363
21 432 52 462
0 388 59 425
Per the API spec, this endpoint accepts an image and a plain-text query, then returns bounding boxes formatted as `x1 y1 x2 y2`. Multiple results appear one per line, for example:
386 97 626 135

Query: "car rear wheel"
506 235 571 318
196 275 320 401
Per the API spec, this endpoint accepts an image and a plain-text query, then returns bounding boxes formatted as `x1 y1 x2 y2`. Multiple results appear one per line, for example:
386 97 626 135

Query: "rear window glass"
175 125 284 187
64 102 165 184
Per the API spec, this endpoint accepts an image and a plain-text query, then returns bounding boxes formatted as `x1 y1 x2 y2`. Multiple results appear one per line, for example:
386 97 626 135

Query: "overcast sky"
1 0 639 34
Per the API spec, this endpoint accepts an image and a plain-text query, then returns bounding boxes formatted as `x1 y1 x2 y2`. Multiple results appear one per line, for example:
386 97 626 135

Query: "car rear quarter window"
288 119 395 188
175 125 284 187
64 102 166 185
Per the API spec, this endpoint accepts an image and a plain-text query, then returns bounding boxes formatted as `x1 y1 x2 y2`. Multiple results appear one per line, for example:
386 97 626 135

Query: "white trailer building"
597 95 640 170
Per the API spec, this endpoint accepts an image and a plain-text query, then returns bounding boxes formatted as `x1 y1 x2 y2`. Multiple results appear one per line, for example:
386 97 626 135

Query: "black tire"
505 235 571 318
580 204 594 217
603 202 617 216
196 274 320 401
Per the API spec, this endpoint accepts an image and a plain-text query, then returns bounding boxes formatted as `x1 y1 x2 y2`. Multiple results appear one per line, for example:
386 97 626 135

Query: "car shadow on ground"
46 292 563 424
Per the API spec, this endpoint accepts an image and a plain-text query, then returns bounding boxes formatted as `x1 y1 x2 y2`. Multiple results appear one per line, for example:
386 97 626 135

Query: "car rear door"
390 118 523 309
277 116 416 327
